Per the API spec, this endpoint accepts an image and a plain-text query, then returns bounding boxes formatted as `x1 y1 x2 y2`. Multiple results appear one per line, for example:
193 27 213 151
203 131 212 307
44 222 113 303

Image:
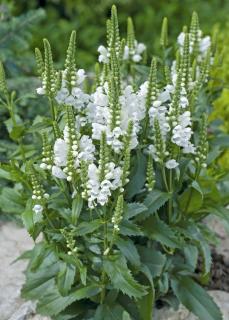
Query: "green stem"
100 208 108 304
168 169 173 223
184 168 200 215
161 165 169 192
49 97 56 121
18 137 26 162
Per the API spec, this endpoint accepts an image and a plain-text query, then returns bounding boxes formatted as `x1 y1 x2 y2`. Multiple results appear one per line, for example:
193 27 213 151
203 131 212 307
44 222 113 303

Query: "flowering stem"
184 168 200 215
100 207 108 304
161 165 169 192
49 97 56 121
168 169 173 223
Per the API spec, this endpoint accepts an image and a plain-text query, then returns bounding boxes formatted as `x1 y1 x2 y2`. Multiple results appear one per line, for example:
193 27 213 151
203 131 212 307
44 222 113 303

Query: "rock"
154 290 229 320
8 302 36 320
0 222 33 320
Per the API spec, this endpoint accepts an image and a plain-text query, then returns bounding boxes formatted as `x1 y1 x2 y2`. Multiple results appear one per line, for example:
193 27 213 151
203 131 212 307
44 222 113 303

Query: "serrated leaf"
0 187 24 214
95 304 130 320
208 205 229 229
124 202 147 220
199 241 212 278
136 190 170 220
37 284 101 316
72 195 83 225
73 219 101 236
184 245 198 271
171 276 222 320
142 216 180 248
104 255 147 298
126 151 147 199
138 246 166 278
116 237 141 268
57 263 76 296
179 187 203 214
120 220 143 236
22 209 34 235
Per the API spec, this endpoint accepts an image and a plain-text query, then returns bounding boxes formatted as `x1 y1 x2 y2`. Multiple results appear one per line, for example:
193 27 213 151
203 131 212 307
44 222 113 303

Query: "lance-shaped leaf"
171 275 222 320
142 215 181 248
104 255 147 298
136 190 170 221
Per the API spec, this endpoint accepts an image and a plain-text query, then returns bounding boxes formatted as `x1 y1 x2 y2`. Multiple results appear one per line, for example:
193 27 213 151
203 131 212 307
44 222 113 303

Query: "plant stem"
184 168 200 215
100 208 108 304
49 97 56 121
168 169 173 223
161 165 169 192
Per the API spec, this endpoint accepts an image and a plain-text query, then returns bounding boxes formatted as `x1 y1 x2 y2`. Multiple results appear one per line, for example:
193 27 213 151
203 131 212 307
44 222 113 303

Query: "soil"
207 250 229 292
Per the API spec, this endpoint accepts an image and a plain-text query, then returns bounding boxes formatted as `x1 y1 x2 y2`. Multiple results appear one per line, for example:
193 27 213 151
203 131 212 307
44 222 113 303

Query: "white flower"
177 32 185 46
165 159 179 169
36 87 45 95
33 204 43 214
136 42 146 54
149 101 170 138
98 45 109 63
183 142 196 154
54 138 68 166
92 123 108 140
132 54 141 62
180 96 189 108
200 36 211 54
52 166 67 179
79 135 95 161
77 69 86 85
172 125 192 148
123 46 129 60
122 41 146 63
179 111 191 127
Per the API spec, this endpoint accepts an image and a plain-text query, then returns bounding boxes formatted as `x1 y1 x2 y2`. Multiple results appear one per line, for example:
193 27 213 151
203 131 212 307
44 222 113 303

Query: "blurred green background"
1 0 229 72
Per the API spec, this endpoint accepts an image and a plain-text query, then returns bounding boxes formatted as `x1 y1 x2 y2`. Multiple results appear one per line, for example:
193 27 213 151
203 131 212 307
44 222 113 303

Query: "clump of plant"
9 6 229 320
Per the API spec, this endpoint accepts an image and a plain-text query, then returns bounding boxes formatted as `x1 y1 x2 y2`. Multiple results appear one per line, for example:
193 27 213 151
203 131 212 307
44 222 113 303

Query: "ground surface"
0 219 228 320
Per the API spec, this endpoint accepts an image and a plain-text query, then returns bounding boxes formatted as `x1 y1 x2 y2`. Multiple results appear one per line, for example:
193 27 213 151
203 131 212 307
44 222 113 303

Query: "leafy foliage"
1 4 228 320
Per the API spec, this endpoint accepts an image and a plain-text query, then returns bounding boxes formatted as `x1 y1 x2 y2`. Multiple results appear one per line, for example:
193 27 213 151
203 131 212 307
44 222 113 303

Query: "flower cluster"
35 8 212 210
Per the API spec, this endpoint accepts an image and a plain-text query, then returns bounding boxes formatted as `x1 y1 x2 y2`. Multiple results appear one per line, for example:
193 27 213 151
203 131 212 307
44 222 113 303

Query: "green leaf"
73 219 101 236
122 311 132 320
9 124 25 140
120 220 143 236
137 190 170 220
191 181 203 198
37 284 101 316
138 246 166 278
22 264 59 300
208 205 229 229
126 151 147 199
0 187 24 214
171 276 222 320
95 304 130 320
179 187 203 214
72 195 83 225
199 241 212 278
184 245 198 271
116 237 141 268
57 263 76 296
124 202 147 220
104 255 147 298
22 209 34 235
137 287 154 320
142 216 180 248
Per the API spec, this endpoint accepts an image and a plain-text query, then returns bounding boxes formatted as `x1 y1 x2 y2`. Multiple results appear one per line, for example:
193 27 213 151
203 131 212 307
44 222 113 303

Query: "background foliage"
0 1 228 215
3 0 229 69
